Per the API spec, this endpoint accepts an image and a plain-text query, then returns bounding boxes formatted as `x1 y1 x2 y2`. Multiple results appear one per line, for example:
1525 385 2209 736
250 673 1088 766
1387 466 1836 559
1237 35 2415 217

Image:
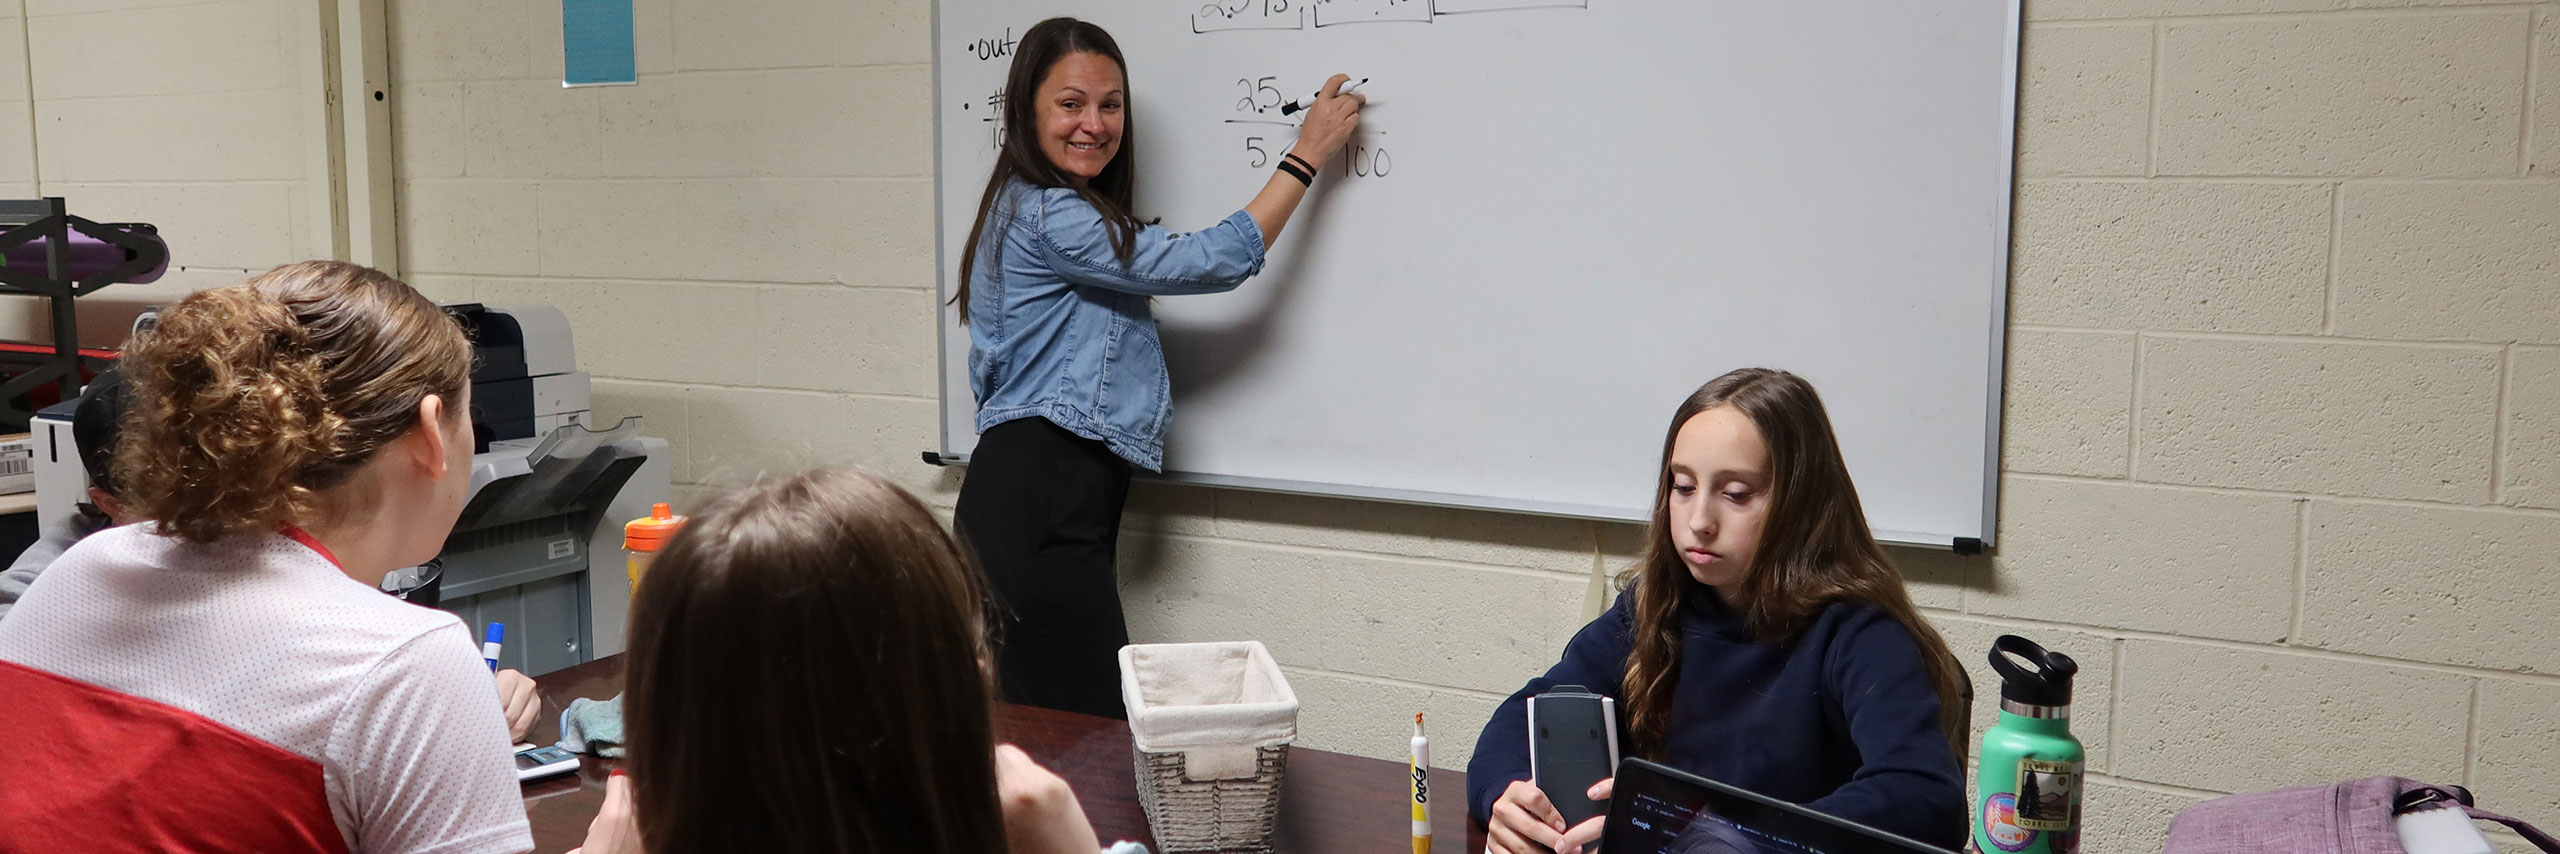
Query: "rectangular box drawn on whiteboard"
1191 0 1589 33
1311 0 1429 27
1194 0 1308 34
1429 0 1588 15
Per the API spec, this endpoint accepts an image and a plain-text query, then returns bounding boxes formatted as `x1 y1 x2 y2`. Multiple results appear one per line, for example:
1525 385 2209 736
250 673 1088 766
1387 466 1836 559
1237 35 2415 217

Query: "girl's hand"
1487 779 1569 854
996 744 1101 854
1288 74 1367 170
1554 777 1613 854
567 772 639 854
495 669 542 742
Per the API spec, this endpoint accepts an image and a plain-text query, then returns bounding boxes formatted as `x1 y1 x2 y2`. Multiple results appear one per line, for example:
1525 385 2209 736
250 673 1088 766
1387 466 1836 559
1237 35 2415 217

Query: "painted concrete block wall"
379 2 2560 851
385 0 956 512
1993 4 2560 850
3 0 319 346
2 13 33 200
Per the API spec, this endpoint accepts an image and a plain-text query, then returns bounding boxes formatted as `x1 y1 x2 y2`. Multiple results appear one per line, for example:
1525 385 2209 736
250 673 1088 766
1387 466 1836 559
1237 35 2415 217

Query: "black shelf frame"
0 198 169 428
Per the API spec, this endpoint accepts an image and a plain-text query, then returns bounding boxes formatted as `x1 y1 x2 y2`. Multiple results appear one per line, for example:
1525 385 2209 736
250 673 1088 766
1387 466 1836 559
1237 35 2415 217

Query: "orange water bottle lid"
624 503 687 552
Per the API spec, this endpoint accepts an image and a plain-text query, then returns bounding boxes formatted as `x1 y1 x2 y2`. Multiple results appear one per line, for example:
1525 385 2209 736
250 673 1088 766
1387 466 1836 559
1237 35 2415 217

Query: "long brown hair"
952 16 1141 323
1616 368 1966 760
116 260 470 543
624 468 1006 854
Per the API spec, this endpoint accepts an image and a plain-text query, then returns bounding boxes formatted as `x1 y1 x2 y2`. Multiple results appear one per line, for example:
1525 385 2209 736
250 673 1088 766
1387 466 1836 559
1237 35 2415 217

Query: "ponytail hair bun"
118 260 470 543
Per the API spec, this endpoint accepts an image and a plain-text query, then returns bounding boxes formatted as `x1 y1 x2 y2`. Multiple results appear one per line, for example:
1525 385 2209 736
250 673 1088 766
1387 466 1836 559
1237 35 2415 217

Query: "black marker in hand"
1279 78 1367 116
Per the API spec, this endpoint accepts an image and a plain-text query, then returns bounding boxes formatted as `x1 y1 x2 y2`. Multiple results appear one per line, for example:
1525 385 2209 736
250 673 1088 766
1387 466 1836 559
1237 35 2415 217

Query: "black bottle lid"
1990 634 2077 707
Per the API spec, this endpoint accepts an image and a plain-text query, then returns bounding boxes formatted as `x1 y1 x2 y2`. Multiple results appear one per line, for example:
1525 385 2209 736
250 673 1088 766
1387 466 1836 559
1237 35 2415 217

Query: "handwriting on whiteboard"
1220 74 1391 178
1194 0 1584 33
1211 73 1368 178
963 27 1016 61
979 87 1005 150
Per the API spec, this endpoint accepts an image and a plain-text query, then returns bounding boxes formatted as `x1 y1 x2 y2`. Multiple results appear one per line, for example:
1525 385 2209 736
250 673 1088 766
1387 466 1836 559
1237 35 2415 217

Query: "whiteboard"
934 0 2018 549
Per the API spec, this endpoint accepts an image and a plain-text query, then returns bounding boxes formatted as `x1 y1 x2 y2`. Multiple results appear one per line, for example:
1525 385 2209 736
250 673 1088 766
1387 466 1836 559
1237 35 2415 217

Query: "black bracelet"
1275 159 1314 186
1283 152 1316 173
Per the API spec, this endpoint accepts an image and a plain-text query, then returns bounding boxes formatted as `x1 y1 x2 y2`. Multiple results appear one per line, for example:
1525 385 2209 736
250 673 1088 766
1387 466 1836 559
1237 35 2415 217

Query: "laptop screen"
1602 758 1962 854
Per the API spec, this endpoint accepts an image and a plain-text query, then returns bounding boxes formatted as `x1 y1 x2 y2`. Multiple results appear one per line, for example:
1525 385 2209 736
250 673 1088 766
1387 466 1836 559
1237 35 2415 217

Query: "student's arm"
1467 591 1638 829
997 744 1105 854
568 774 637 854
1031 190 1267 297
1803 611 1970 849
0 513 102 621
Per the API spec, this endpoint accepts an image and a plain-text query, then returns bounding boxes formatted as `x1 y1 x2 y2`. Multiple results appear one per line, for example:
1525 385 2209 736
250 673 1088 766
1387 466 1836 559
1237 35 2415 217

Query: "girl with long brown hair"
566 467 1142 854
1467 368 1969 853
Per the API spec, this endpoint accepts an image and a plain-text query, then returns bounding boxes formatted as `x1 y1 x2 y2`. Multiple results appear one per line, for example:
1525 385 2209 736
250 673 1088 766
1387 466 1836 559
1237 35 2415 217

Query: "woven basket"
1131 741 1293 853
1119 641 1300 853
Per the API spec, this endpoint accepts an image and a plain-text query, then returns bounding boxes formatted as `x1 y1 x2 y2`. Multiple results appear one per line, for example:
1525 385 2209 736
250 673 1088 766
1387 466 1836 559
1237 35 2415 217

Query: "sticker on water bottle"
2013 757 2081 832
1979 792 2037 852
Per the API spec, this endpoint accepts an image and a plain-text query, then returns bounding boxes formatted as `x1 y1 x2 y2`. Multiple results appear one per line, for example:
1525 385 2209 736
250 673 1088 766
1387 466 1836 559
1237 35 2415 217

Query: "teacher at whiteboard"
951 16 1365 718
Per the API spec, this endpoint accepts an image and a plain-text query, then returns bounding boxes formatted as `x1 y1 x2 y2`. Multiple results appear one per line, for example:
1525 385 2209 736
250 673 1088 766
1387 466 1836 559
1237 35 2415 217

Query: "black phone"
1528 685 1622 830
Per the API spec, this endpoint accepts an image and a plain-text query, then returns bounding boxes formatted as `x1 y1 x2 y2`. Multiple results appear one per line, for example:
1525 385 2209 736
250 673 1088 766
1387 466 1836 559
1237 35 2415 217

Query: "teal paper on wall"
562 0 636 86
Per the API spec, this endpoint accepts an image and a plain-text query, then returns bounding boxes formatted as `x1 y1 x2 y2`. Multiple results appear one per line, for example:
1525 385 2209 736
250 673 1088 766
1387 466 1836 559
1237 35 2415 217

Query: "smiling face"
1664 405 1772 598
1032 51 1126 185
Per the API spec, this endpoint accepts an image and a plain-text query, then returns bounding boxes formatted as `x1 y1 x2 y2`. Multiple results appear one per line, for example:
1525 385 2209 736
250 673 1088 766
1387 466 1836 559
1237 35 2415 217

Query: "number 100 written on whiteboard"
1244 136 1390 178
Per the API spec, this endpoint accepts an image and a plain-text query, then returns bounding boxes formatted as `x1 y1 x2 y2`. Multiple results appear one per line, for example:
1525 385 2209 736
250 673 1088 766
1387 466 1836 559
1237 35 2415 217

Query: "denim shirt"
967 179 1267 472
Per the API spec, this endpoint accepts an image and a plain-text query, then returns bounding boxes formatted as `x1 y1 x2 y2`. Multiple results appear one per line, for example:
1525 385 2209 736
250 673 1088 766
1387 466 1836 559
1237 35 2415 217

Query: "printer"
32 303 669 674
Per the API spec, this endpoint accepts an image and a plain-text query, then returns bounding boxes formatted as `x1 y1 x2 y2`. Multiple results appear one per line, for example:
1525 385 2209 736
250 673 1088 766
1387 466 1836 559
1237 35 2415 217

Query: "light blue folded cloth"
557 694 625 758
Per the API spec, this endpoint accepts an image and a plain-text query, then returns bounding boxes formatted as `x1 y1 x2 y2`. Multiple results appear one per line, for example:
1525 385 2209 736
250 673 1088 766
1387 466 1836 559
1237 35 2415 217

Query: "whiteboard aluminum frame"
931 1 2021 553
920 449 1957 549
1975 0 2022 551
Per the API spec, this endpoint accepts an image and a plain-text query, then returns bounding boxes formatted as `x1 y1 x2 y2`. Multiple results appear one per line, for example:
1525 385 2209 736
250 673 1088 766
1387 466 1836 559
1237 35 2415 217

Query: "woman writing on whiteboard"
950 16 1365 717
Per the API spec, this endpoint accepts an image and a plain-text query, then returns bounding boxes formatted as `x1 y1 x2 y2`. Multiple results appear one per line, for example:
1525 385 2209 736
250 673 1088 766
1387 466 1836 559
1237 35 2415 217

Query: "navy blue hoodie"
1466 582 1966 849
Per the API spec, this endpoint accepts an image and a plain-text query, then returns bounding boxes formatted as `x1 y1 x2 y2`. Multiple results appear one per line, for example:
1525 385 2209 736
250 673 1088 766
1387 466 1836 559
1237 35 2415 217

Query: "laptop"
1602 758 1965 854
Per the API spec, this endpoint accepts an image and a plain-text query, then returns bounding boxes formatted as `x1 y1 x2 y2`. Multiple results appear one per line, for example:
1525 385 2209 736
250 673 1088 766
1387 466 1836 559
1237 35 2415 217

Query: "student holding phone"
1469 369 1970 854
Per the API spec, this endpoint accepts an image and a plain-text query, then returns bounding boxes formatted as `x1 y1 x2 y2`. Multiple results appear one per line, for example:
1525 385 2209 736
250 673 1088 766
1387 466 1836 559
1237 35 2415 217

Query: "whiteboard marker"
1411 712 1431 854
1280 78 1366 116
482 622 505 672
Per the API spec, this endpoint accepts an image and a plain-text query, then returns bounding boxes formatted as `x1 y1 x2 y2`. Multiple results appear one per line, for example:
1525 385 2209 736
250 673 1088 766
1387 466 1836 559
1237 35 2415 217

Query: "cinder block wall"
2 12 30 200
2 0 327 343
1999 4 2560 848
375 2 2558 852
385 0 950 508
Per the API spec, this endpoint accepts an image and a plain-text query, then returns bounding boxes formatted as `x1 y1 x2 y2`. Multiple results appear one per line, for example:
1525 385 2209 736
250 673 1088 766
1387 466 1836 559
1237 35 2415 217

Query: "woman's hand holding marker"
1280 77 1365 115
1287 74 1368 172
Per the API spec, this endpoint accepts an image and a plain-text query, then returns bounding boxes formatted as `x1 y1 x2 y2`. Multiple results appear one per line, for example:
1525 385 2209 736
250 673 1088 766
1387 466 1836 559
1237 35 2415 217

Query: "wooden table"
522 655 1488 853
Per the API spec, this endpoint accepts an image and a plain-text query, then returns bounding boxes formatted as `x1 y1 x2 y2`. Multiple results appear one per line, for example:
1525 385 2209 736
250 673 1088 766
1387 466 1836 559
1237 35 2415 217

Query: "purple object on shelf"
2 227 168 284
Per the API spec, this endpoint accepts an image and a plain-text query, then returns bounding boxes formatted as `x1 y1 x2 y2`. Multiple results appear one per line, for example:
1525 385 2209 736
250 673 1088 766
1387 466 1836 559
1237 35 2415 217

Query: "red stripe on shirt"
280 526 345 570
0 660 350 854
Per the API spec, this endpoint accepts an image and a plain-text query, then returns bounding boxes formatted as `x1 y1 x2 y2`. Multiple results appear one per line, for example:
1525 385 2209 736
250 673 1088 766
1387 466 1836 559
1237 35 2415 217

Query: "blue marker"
482 623 505 672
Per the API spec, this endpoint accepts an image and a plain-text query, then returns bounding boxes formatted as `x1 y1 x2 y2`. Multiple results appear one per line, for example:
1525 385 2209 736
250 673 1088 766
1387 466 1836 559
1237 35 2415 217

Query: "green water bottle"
1973 635 2083 854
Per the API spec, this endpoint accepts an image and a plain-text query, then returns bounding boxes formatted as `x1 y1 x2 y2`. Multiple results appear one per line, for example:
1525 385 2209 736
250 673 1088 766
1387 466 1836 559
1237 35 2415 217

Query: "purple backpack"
2166 777 2557 854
